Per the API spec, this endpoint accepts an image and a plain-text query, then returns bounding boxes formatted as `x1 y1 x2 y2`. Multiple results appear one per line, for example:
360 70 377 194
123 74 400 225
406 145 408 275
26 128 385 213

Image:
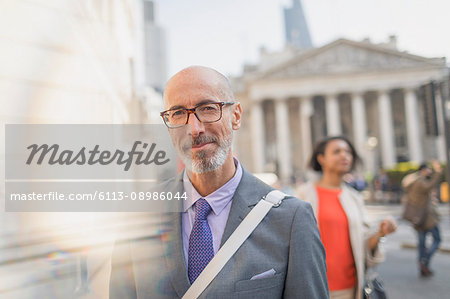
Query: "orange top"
316 185 357 291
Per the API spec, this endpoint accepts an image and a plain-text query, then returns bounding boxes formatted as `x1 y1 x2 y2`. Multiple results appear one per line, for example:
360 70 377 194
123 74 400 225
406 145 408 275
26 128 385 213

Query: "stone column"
435 89 447 161
325 94 342 135
251 101 265 173
300 96 313 168
351 92 367 157
378 90 397 168
275 99 292 181
404 88 423 163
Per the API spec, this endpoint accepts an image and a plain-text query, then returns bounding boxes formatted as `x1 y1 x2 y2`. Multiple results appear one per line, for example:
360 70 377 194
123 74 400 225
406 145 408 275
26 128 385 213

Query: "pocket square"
250 268 276 280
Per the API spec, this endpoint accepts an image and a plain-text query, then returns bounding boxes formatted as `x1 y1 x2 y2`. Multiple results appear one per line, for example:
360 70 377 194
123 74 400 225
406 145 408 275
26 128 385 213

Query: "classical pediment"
259 39 445 79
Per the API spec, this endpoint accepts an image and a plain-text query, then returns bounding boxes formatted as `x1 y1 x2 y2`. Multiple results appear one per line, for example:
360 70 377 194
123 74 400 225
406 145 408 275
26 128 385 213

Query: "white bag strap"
182 190 286 299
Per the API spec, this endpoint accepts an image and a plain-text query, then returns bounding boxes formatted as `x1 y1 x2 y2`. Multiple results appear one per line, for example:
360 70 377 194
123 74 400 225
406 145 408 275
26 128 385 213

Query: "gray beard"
180 134 232 174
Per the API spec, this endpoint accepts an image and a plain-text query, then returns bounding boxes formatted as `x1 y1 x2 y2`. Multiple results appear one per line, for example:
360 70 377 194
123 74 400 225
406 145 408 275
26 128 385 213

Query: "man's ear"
231 102 242 130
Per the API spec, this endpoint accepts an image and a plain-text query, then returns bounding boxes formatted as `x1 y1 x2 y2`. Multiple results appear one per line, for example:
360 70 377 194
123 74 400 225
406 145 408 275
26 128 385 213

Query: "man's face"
163 67 241 173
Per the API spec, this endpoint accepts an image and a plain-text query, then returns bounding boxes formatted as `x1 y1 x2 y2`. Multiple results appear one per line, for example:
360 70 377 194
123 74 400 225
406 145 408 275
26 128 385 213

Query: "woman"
298 136 396 299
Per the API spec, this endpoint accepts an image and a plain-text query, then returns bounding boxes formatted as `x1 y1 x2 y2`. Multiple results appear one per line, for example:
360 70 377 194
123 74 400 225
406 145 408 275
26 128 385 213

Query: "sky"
154 0 450 78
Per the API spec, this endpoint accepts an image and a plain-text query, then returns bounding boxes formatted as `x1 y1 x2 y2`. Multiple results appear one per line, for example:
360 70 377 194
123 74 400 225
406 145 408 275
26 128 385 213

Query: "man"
403 160 442 277
110 66 328 298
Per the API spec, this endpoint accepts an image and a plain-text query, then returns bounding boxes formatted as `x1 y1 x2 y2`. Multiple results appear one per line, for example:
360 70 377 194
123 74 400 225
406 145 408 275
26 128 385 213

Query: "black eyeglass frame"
160 101 235 128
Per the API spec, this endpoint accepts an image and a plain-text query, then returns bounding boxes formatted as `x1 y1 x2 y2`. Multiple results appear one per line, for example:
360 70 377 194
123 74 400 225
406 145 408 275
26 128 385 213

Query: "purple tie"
188 198 214 284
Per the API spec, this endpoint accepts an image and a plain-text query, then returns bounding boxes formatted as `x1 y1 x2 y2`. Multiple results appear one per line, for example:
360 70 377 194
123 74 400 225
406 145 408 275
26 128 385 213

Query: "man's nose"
187 112 205 137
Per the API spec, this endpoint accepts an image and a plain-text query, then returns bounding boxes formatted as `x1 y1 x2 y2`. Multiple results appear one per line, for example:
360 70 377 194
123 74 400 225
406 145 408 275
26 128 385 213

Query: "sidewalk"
366 204 450 299
400 205 450 253
366 204 450 253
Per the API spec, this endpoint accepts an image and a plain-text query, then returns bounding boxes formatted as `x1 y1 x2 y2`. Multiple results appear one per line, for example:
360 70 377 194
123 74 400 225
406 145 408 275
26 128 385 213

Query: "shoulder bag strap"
182 190 286 299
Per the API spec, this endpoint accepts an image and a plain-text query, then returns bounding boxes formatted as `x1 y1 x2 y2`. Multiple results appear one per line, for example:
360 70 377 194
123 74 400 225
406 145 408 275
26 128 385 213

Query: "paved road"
365 203 450 299
1 204 449 298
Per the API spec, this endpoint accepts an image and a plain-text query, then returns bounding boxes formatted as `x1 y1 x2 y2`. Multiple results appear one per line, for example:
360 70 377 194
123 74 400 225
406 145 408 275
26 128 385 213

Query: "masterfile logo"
4 124 186 212
26 141 170 171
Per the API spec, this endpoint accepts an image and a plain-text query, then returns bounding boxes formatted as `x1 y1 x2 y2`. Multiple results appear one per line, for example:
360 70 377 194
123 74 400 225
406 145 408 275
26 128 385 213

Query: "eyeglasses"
160 101 235 128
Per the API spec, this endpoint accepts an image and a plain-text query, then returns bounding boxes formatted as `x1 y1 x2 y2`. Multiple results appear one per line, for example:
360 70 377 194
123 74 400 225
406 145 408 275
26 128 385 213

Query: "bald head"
163 66 234 108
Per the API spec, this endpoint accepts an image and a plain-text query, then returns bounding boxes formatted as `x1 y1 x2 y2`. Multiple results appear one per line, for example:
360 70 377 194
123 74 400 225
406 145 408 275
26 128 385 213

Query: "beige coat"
403 171 442 231
298 181 384 299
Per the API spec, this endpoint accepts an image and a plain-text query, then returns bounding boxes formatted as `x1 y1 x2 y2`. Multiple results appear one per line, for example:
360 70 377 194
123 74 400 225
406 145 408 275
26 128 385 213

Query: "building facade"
0 1 164 297
142 0 167 93
233 38 449 182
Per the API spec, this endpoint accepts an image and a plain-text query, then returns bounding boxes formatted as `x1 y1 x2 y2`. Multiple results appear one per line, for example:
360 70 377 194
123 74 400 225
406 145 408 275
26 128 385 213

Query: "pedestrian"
110 66 329 298
298 136 397 299
402 160 443 277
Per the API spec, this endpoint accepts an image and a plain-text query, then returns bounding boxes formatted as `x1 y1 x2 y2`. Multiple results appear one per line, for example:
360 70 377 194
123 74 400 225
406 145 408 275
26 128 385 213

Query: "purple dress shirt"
182 158 243 267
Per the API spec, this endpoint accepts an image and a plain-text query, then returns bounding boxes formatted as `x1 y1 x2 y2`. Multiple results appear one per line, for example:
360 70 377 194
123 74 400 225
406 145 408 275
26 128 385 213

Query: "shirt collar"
182 157 242 216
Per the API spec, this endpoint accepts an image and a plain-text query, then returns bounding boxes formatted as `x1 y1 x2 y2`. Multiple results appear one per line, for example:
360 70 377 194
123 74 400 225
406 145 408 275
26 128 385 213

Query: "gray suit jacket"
110 169 328 298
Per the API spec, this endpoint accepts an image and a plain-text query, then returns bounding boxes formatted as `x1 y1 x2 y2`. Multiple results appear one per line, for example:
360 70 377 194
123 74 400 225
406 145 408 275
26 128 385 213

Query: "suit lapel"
161 173 191 297
220 169 271 247
163 168 272 295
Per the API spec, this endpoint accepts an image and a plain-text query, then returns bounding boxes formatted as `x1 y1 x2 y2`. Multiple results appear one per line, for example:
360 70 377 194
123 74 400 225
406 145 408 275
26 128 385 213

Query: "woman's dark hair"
308 136 360 172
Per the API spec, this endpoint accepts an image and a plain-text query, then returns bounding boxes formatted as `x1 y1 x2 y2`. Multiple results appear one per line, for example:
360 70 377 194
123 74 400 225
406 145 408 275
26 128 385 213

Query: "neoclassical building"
232 37 449 182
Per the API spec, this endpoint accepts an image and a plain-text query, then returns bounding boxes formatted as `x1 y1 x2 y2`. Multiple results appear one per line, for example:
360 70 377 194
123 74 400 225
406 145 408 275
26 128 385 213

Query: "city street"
366 204 450 299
